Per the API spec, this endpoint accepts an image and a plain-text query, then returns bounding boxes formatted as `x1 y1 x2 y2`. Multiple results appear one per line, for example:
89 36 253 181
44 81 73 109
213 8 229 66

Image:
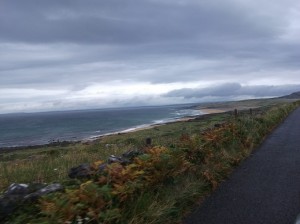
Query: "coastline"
0 106 205 151
82 114 205 142
0 109 223 153
2 95 299 223
82 108 232 143
0 97 295 152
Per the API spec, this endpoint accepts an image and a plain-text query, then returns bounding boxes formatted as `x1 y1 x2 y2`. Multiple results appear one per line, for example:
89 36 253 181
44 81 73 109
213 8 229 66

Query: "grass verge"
2 100 300 224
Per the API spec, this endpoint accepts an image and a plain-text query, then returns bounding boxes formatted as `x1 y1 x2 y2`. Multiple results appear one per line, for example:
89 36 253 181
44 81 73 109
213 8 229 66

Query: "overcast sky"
1 0 300 113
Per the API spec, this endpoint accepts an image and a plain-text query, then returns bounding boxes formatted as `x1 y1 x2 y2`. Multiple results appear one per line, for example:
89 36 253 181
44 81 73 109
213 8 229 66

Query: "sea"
0 104 203 148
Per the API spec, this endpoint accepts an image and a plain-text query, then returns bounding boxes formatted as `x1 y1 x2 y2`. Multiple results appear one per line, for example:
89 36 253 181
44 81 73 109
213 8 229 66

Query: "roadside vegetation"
1 100 299 223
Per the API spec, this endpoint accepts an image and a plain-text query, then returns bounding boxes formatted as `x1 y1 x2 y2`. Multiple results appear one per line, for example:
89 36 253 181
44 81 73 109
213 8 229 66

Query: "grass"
0 112 228 192
1 99 300 223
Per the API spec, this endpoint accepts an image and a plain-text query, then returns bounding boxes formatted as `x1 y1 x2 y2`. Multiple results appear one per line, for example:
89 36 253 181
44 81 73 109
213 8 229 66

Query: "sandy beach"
85 115 203 143
199 108 227 114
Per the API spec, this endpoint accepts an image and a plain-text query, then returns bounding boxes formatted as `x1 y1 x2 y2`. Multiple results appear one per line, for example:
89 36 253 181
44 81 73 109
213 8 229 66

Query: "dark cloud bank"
0 0 300 112
164 83 300 99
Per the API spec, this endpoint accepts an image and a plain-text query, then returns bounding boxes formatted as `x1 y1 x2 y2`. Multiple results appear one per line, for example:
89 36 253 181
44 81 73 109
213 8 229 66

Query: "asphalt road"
184 107 300 224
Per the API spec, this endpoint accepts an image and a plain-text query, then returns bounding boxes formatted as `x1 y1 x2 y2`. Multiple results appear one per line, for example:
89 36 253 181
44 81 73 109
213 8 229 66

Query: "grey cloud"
0 0 287 45
164 83 300 99
1 0 299 59
0 0 300 113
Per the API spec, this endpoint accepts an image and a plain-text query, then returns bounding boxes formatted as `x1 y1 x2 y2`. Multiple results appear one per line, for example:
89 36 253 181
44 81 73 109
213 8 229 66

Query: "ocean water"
0 104 203 148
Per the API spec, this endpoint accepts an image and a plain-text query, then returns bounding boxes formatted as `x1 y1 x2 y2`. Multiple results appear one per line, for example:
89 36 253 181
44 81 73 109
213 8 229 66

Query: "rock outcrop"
0 183 63 221
68 150 143 179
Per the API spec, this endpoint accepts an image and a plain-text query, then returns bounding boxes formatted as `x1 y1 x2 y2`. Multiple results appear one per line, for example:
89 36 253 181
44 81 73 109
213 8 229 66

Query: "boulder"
0 183 30 217
25 183 64 201
0 183 63 221
108 151 141 165
68 163 93 179
122 150 142 161
108 155 124 164
68 150 143 179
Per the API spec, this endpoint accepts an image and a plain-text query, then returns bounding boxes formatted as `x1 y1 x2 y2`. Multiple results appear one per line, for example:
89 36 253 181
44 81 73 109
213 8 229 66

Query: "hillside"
280 91 300 99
